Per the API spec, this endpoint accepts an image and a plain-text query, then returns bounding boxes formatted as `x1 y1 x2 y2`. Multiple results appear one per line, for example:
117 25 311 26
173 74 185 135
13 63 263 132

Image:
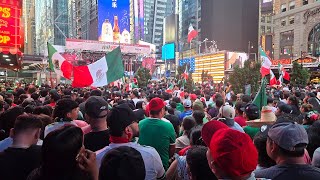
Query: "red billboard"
0 0 23 54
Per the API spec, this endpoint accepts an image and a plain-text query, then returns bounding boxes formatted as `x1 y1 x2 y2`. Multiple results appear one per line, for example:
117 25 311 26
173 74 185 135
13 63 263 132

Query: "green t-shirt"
243 126 260 139
138 118 176 170
176 103 185 112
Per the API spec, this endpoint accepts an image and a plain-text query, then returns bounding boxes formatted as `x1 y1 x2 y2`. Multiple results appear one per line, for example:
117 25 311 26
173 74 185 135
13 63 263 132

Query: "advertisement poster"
98 0 131 44
226 52 248 69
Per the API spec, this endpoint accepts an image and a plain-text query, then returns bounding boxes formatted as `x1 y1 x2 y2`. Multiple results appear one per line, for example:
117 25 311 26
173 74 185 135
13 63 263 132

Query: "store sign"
303 7 320 24
272 59 291 65
0 3 22 48
65 39 150 54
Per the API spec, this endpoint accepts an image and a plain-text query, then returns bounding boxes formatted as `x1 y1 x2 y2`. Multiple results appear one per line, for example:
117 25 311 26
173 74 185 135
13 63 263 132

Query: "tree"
229 60 261 94
176 64 194 92
135 67 151 87
290 61 310 87
201 70 213 83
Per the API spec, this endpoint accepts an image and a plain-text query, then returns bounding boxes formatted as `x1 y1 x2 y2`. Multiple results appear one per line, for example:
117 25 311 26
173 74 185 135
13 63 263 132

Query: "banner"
142 57 155 74
65 39 150 54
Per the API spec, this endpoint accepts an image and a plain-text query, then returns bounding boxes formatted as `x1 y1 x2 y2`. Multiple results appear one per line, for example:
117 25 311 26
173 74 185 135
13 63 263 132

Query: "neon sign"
0 3 22 48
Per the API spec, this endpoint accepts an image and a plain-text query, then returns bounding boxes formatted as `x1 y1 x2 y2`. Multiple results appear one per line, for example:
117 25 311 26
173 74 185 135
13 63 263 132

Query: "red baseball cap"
201 120 229 146
209 129 258 177
190 94 197 100
149 98 165 111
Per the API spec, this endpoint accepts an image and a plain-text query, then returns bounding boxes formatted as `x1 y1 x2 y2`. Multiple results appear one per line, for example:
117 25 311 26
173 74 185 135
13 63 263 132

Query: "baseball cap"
219 105 235 119
201 120 229 146
183 99 192 108
107 104 137 136
85 96 109 118
242 103 259 117
148 97 165 111
210 128 258 177
189 94 197 100
268 122 308 151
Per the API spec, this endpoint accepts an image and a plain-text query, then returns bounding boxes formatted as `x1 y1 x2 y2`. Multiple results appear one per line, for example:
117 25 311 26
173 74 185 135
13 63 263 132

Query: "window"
261 16 265 23
266 16 272 23
281 4 287 12
281 19 286 26
261 26 265 34
289 1 295 10
289 16 295 24
280 46 293 55
308 23 320 57
303 0 308 5
266 26 272 33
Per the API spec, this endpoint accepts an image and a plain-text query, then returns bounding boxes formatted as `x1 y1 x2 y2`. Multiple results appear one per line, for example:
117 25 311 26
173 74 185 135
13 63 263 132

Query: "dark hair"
254 131 276 168
38 126 86 179
28 87 37 94
31 93 40 100
301 104 313 113
13 114 42 135
150 109 162 116
278 143 306 157
34 106 52 117
37 114 53 140
288 96 299 106
0 106 24 140
190 126 205 146
307 121 320 158
235 102 245 114
167 107 175 115
215 98 224 108
99 146 146 180
231 94 237 102
193 110 205 125
170 101 177 109
283 91 290 100
50 92 60 102
52 99 78 120
164 114 180 137
90 89 102 96
40 89 48 98
132 90 140 98
83 92 90 99
267 96 274 104
182 116 196 138
186 146 217 180
172 97 181 104
242 95 251 104
135 101 144 109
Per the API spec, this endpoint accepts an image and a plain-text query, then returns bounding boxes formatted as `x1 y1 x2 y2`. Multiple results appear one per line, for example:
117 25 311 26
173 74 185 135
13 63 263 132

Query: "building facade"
273 0 320 59
260 0 274 58
23 0 37 55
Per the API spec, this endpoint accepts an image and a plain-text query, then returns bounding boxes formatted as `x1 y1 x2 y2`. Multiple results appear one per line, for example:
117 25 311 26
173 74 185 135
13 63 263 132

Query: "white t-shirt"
96 142 166 180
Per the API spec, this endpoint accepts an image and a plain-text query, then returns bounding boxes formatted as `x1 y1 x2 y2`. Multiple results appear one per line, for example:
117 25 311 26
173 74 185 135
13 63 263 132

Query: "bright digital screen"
162 43 175 60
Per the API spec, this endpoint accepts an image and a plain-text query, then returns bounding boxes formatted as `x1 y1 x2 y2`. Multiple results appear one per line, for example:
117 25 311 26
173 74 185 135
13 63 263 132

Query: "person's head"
90 89 102 97
99 146 146 180
52 99 79 121
40 88 48 98
41 126 83 176
242 103 259 120
149 97 166 118
267 96 274 105
33 106 52 117
218 105 235 119
234 102 245 116
164 114 180 137
85 96 109 131
0 106 24 140
300 103 313 113
193 100 204 111
107 103 139 140
31 92 40 101
11 114 42 146
183 99 192 110
276 103 292 116
192 110 205 125
287 95 299 106
49 91 60 103
136 101 146 110
303 111 319 125
172 97 181 104
182 116 196 138
186 146 217 180
283 91 290 100
267 122 308 163
307 120 320 159
130 90 139 99
37 114 54 140
215 98 224 108
312 147 320 168
253 125 276 168
241 95 251 104
207 128 258 179
190 126 205 146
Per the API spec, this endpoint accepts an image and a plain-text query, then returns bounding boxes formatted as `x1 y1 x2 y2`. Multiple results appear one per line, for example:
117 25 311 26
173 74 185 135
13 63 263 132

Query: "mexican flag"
47 42 73 79
187 24 198 43
278 63 290 83
72 47 124 87
259 47 272 77
269 69 277 86
253 78 267 111
183 65 189 80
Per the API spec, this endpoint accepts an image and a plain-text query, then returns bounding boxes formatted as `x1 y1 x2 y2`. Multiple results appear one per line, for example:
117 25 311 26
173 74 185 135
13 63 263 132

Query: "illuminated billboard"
0 1 23 51
98 0 131 44
162 43 175 60
226 52 248 70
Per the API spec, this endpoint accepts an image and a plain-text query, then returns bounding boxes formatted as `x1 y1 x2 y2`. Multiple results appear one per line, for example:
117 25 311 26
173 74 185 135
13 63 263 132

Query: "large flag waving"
269 69 277 86
259 47 272 77
187 24 198 43
72 47 124 87
253 78 267 111
47 42 73 79
278 63 290 81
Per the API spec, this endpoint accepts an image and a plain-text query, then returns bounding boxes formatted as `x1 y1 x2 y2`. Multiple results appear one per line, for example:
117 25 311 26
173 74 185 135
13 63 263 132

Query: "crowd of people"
0 82 319 180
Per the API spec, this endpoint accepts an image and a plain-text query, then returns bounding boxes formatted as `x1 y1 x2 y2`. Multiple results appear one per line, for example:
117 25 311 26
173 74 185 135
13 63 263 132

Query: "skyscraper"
143 0 175 57
259 0 274 59
23 0 37 55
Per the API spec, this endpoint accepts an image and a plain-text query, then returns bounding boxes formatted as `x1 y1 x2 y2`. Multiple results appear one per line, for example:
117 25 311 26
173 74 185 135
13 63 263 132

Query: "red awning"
0 47 23 56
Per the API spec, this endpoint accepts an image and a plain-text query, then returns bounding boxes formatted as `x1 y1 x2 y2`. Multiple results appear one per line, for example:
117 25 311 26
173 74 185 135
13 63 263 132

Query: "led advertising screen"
0 1 22 49
98 0 131 44
226 52 248 69
162 43 175 60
